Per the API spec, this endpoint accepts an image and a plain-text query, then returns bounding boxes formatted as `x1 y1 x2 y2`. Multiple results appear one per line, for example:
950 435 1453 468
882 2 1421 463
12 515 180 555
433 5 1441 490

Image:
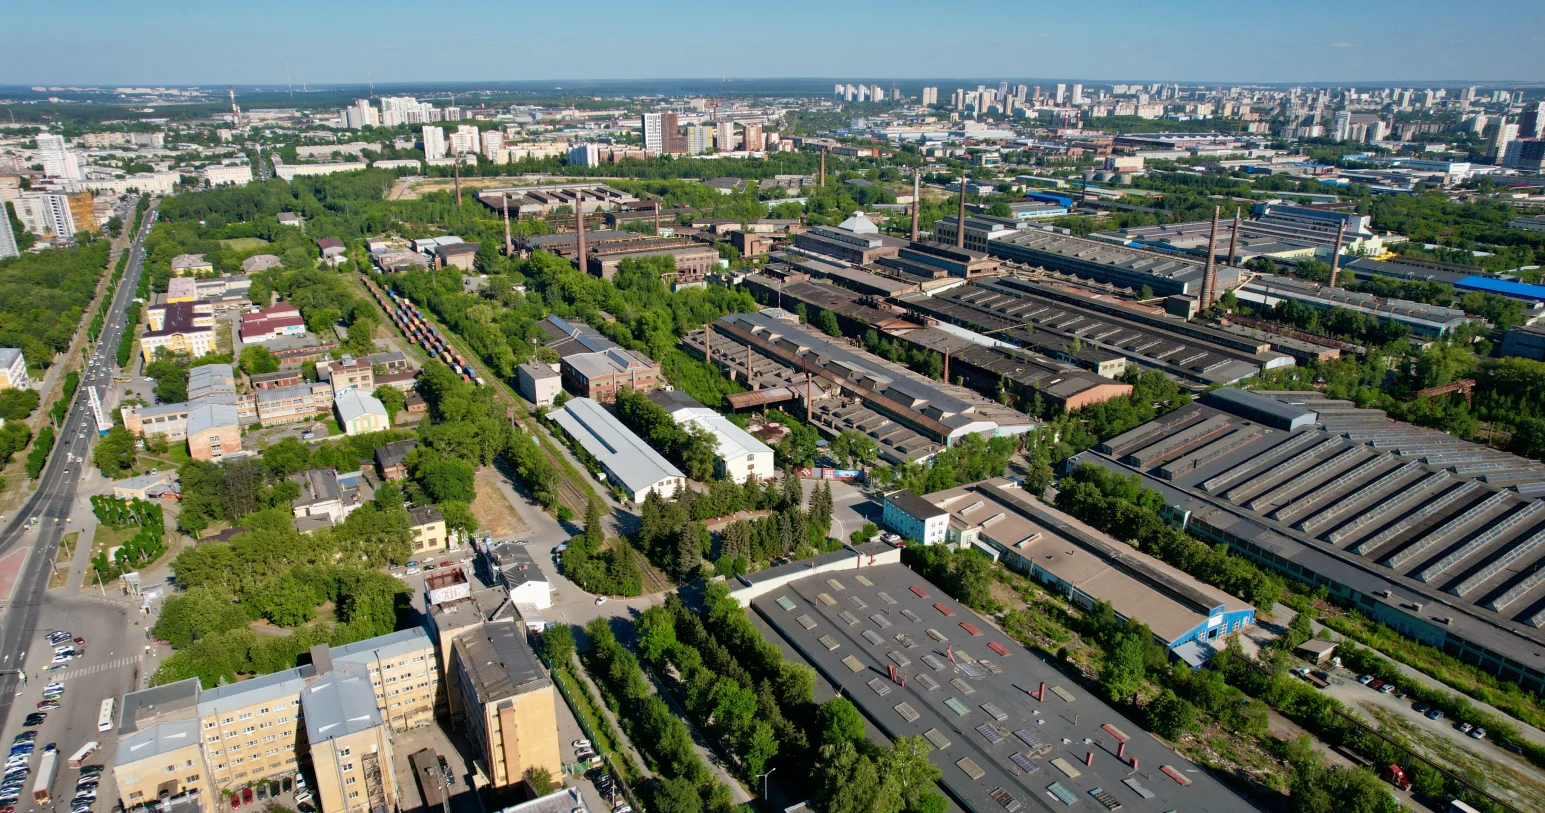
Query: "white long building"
648 391 775 482
549 397 686 502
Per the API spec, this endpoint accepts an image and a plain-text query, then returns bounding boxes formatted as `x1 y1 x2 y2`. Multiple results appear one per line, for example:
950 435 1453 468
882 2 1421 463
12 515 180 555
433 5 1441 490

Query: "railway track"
353 273 596 515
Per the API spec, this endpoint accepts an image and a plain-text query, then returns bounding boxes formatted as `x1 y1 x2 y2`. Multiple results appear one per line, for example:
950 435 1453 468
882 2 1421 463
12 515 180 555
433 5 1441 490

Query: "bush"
26 426 53 479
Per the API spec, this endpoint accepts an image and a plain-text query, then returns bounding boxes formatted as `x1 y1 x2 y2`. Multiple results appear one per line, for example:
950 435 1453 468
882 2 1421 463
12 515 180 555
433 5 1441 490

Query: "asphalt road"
0 203 158 809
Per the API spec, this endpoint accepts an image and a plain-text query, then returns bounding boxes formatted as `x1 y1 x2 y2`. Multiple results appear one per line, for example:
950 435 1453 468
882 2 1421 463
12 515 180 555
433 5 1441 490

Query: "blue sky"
7 0 1543 86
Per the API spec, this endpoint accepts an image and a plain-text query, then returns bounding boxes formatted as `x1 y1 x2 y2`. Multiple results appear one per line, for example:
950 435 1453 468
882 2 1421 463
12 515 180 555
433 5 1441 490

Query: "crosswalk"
52 655 139 681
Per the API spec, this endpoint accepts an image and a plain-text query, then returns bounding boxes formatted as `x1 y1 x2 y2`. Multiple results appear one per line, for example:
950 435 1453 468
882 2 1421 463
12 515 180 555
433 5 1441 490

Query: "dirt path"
472 467 530 537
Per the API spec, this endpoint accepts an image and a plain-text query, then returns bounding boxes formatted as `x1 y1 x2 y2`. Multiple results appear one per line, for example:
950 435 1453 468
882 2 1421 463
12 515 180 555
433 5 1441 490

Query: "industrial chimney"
1200 206 1220 309
955 170 967 249
1226 207 1241 267
575 200 586 274
911 170 921 242
1329 221 1347 288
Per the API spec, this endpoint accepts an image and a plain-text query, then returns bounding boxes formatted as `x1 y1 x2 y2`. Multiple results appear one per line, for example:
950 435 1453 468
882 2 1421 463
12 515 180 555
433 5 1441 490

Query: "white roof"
550 398 683 493
670 407 772 462
334 389 387 423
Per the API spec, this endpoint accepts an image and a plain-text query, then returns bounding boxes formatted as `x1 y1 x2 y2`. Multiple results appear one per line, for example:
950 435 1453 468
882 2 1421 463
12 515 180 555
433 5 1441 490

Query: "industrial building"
548 397 687 501
887 478 1255 665
1067 387 1545 694
646 390 776 482
985 230 1237 298
1501 325 1545 361
685 312 1037 465
736 546 1251 813
1236 274 1481 339
561 347 663 402
898 277 1287 388
794 224 908 265
1096 203 1383 264
475 182 636 217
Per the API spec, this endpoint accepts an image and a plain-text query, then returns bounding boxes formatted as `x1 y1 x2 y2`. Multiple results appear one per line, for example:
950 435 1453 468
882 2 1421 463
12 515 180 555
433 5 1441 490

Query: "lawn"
219 238 269 251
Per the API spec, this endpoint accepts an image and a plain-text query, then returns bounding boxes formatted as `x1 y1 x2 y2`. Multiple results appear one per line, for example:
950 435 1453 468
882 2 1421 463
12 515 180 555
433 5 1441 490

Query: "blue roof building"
1455 275 1545 305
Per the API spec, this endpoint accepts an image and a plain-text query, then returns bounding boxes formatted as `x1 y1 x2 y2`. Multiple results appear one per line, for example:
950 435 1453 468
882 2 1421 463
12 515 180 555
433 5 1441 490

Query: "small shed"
1295 637 1339 665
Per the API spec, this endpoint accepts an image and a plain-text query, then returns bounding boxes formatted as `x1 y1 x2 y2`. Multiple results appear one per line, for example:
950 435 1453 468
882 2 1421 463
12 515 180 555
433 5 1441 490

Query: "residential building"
171 254 214 275
0 349 29 390
409 505 447 554
548 397 687 502
318 355 374 393
881 489 950 544
423 126 446 161
921 87 938 106
200 164 253 187
142 302 216 362
254 382 333 426
291 468 364 526
642 113 664 155
15 191 76 238
335 389 390 436
374 439 418 481
187 402 241 461
567 143 600 168
448 619 562 789
36 132 80 180
516 362 561 407
0 202 17 258
561 347 662 402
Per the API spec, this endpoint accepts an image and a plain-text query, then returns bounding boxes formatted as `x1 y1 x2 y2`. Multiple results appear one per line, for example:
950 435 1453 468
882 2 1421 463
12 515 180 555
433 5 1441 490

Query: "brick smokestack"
1329 221 1347 288
911 170 920 242
819 149 826 187
746 342 754 389
806 373 813 422
654 201 661 236
704 319 711 364
1200 205 1220 309
575 200 586 273
955 170 967 249
502 194 512 257
942 346 950 383
1226 207 1241 267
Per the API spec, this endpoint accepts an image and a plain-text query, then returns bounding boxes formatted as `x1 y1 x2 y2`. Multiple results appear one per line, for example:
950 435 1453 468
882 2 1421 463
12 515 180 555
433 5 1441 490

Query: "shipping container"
68 741 99 768
33 749 57 804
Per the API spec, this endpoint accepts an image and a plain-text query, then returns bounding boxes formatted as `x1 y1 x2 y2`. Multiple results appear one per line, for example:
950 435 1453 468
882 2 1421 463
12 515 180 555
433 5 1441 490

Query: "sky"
6 0 1544 87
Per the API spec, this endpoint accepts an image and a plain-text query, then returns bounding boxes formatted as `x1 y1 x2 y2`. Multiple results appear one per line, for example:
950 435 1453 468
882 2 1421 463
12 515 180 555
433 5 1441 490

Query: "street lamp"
755 767 777 813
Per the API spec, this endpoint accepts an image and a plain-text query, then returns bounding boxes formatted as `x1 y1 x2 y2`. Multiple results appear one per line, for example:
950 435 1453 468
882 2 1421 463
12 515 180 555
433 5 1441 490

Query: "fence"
550 658 647 813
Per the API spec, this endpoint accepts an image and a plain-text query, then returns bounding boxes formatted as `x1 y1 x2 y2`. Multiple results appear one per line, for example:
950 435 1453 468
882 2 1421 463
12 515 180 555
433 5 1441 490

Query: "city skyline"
5 0 1544 87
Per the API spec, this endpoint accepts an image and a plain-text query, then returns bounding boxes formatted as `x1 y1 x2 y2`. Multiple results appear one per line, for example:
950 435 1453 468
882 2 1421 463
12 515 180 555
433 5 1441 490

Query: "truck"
68 742 99 768
33 748 58 804
1382 764 1411 792
1449 801 1482 813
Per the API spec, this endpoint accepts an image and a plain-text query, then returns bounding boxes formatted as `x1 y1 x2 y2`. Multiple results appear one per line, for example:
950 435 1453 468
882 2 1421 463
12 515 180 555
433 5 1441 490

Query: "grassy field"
1363 703 1544 812
219 238 269 251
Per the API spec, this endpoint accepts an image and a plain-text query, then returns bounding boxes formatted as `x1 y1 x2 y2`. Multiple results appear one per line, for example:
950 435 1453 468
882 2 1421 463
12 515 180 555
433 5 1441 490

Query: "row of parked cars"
1357 674 1488 740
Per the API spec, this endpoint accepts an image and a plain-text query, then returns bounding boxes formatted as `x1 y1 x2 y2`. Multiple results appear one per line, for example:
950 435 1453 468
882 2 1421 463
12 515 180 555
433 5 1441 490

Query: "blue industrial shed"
1456 275 1545 303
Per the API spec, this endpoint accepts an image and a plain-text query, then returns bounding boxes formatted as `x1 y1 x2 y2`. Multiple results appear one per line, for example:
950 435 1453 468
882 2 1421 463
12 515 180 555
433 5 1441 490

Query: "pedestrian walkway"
54 654 140 681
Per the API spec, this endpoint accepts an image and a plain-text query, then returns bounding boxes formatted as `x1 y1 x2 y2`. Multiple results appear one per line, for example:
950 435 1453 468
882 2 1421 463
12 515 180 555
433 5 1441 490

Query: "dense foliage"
0 239 111 368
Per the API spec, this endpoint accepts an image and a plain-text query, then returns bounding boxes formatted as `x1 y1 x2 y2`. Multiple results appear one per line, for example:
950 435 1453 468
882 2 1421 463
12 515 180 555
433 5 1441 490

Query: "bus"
97 697 115 732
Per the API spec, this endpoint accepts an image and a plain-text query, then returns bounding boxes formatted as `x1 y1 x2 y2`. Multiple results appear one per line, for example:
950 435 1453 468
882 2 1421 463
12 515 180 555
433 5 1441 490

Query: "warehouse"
1455 275 1545 306
741 550 1250 813
1068 387 1545 694
1236 274 1481 339
887 478 1254 665
986 230 1236 297
548 397 686 502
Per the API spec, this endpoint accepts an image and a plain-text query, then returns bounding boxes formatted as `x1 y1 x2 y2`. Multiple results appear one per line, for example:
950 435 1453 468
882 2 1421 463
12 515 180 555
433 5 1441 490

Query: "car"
73 790 96 801
46 664 67 672
1378 683 1397 694
76 783 97 793
1426 708 1445 720
405 561 420 568
1412 702 1430 714
573 739 592 750
1458 722 1473 734
1290 667 1310 677
1469 727 1487 740
294 791 314 805
392 572 406 579
296 804 316 813
43 682 63 694
37 701 59 711
12 734 35 744
595 596 607 605
230 795 240 809
294 774 307 790
50 654 72 664
73 637 84 645
1357 674 1374 685
576 749 595 761
406 568 419 575
242 788 253 804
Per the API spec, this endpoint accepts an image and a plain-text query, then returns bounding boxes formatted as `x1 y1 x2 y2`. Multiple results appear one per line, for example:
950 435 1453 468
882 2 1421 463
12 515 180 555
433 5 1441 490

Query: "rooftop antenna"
285 61 293 100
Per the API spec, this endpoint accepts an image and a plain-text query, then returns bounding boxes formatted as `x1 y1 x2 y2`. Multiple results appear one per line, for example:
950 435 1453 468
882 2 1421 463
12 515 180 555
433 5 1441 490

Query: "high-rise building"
1521 102 1545 140
743 123 763 152
869 84 884 102
950 89 965 110
0 203 18 258
36 133 80 180
422 126 446 161
450 125 480 155
1332 110 1353 142
660 112 687 155
481 130 504 159
1492 118 1518 161
443 105 463 122
343 99 379 130
1070 84 1084 105
1055 83 1066 105
567 143 601 168
921 87 938 106
642 113 664 154
715 121 735 152
15 191 76 238
688 125 713 155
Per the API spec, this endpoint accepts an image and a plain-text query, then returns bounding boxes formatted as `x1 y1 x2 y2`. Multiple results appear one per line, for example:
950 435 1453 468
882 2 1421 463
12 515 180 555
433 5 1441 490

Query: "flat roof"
453 619 551 702
885 489 949 522
119 678 200 735
331 627 433 665
303 662 384 744
199 666 310 719
549 397 683 494
751 563 1248 813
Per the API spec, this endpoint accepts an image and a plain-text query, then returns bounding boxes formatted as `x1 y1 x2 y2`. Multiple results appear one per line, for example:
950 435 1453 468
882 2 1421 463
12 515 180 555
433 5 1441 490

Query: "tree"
523 767 556 796
985 201 1013 218
883 736 943 813
438 500 477 536
653 777 702 813
1146 689 1197 740
542 623 576 665
373 385 406 425
408 452 476 503
817 309 842 337
93 425 139 478
240 345 280 376
1099 631 1147 703
816 697 866 747
584 492 605 548
675 521 706 581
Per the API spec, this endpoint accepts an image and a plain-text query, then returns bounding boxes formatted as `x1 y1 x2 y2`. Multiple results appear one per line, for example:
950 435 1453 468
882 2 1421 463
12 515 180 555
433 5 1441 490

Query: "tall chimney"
453 155 462 206
910 170 921 242
704 319 712 363
575 202 587 273
806 373 813 422
1226 207 1241 267
1329 221 1347 288
502 195 512 256
746 342 754 388
819 149 826 187
942 346 950 383
653 201 661 236
955 170 967 249
1200 205 1220 309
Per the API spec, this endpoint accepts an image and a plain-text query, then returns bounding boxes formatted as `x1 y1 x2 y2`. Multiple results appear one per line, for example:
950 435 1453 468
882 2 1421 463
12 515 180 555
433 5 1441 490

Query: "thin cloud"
1326 41 1353 48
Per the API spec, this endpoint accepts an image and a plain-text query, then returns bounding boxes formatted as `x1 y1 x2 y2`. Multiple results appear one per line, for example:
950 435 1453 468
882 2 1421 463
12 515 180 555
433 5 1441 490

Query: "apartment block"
449 619 561 789
0 348 30 390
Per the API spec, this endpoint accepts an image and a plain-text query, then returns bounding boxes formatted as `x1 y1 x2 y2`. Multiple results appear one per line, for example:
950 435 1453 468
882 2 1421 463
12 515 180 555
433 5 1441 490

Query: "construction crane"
1415 378 1476 408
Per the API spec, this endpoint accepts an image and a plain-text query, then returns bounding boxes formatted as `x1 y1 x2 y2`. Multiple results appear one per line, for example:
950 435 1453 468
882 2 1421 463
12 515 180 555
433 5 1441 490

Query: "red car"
1368 680 1385 691
230 796 241 809
73 637 85 645
242 788 253 804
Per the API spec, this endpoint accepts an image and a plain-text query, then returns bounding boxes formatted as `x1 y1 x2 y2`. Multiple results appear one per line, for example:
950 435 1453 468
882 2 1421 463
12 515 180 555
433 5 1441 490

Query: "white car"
572 739 591 750
50 653 72 664
595 597 607 605
406 568 419 575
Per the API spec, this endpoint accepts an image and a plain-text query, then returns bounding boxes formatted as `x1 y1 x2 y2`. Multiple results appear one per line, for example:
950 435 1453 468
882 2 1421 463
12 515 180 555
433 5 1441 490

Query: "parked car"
572 740 592 750
1412 702 1430 714
1458 722 1473 734
1426 708 1445 720
1357 674 1375 685
1378 683 1397 694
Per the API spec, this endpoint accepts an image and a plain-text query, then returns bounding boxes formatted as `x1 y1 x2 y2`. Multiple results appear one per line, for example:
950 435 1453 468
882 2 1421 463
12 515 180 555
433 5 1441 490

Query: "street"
0 202 159 813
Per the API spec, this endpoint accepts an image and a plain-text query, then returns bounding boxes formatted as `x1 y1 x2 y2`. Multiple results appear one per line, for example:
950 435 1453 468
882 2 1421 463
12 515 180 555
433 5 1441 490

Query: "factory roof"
549 397 684 493
564 347 657 380
1456 275 1545 303
991 229 1206 284
540 315 621 357
665 405 773 462
750 562 1248 813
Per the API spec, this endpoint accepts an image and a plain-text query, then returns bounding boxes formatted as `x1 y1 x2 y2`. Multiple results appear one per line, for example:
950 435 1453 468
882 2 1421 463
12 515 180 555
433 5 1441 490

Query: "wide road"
0 201 157 745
